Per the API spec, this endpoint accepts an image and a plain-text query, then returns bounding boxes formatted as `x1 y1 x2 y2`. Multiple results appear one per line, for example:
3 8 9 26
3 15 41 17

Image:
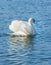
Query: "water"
0 0 51 65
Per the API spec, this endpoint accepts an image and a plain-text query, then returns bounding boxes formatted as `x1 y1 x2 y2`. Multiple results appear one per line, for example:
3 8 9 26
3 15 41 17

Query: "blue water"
0 0 51 65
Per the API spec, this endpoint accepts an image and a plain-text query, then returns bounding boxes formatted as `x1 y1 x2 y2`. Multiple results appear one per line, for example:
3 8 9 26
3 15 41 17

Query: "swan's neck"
28 21 33 26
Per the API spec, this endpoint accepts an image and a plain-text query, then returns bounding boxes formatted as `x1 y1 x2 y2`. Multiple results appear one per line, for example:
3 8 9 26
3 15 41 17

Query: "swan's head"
28 18 35 24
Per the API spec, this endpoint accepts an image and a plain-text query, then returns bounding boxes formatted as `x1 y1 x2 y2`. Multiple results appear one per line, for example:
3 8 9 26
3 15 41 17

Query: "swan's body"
9 18 35 36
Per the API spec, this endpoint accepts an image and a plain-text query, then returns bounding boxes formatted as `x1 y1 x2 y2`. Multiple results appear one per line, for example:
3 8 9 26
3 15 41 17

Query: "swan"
9 18 35 36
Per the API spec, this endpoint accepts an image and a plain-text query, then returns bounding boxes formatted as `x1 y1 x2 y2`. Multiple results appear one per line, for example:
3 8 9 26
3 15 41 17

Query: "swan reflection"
8 35 35 53
7 35 35 65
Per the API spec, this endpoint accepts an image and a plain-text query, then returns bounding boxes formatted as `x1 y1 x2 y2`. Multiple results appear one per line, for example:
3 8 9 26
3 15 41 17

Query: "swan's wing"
9 20 23 32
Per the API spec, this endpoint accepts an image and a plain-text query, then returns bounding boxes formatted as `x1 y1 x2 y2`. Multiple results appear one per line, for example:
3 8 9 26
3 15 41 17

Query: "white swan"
9 18 35 36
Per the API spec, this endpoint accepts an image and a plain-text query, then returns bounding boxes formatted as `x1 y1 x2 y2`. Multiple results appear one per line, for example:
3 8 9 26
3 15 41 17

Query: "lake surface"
0 0 51 65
